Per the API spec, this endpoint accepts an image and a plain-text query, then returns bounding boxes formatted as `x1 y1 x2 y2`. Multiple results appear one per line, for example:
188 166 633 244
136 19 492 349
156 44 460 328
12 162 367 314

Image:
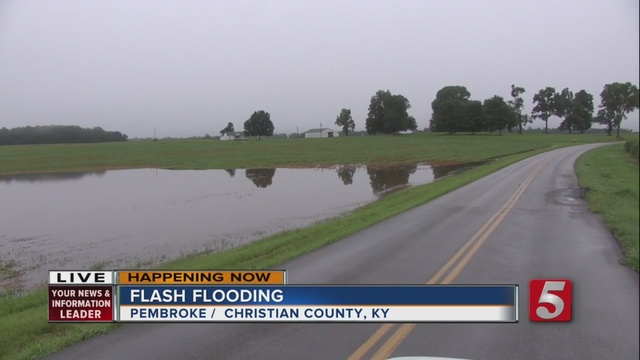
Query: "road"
47 143 639 360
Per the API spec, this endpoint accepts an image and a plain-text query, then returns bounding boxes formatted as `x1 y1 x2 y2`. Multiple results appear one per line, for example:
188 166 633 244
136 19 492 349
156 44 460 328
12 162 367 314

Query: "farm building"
303 128 339 138
220 132 247 141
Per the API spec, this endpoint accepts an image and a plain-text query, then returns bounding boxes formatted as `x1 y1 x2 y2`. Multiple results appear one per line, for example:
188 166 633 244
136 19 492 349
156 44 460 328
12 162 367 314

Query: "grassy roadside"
576 141 639 271
0 142 594 360
0 133 614 175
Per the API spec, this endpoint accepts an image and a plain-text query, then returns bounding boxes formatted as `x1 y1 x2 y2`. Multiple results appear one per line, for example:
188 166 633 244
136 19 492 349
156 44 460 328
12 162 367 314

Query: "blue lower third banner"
116 285 518 323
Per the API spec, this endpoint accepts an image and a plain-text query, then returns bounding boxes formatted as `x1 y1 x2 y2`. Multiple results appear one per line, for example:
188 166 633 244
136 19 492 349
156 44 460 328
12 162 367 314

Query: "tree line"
348 82 637 137
428 82 638 137
222 82 637 140
0 125 128 146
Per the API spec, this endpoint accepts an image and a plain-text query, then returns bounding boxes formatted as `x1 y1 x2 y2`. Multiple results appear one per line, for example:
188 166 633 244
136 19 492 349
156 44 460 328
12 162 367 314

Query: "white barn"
303 128 339 138
220 132 247 141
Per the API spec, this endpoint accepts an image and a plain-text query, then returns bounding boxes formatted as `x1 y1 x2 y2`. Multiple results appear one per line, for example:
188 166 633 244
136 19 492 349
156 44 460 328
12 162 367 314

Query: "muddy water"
0 163 478 291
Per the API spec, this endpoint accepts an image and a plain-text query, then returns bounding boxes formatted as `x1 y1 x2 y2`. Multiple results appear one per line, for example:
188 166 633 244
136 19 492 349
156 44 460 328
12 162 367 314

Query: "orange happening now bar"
117 270 286 284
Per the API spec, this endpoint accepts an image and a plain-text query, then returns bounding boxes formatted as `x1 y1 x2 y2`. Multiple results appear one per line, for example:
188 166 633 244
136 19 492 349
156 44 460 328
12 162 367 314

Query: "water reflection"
337 165 356 185
0 161 485 291
0 171 106 184
431 162 485 178
367 165 417 195
245 168 276 188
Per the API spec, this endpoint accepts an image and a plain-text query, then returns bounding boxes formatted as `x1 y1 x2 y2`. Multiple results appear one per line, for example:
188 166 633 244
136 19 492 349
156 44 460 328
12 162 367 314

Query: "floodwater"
0 163 479 292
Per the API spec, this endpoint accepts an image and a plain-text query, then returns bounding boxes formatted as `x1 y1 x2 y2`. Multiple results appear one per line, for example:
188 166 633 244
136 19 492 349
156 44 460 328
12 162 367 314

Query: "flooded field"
0 163 478 292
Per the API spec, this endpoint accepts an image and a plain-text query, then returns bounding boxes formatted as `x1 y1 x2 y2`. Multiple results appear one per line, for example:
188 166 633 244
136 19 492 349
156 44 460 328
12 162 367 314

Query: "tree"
366 165 417 196
483 96 515 134
245 168 276 188
532 87 557 134
508 85 529 134
336 165 356 185
553 88 575 132
243 111 274 140
365 90 417 134
598 82 640 138
521 114 533 132
335 108 356 136
220 122 234 135
464 100 484 134
595 108 615 136
556 91 572 131
430 86 471 134
0 125 127 145
561 90 594 134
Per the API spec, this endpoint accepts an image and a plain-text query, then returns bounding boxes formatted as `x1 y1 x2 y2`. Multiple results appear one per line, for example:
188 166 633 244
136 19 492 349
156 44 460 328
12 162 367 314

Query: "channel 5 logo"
529 279 572 322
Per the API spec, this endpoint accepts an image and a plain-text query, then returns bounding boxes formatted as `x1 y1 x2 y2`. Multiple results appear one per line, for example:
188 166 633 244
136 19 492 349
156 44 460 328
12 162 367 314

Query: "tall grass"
576 143 639 270
624 139 639 160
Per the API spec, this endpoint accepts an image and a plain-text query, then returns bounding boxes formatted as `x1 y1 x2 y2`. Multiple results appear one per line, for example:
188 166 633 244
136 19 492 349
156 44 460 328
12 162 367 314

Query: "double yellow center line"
347 156 554 360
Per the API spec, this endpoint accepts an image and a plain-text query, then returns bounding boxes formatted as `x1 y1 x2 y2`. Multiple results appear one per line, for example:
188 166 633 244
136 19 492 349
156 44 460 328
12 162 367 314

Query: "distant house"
220 132 247 141
303 128 339 138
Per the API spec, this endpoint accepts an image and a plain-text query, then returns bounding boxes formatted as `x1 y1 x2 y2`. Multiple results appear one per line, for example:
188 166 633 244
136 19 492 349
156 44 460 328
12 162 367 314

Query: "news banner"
48 270 572 323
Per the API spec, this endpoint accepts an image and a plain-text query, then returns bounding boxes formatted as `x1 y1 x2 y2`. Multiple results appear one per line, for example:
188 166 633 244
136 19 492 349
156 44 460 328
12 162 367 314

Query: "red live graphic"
529 279 572 322
49 285 113 322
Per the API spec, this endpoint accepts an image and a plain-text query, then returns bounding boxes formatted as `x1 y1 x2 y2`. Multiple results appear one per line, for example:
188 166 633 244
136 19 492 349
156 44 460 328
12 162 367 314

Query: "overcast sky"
1 0 638 138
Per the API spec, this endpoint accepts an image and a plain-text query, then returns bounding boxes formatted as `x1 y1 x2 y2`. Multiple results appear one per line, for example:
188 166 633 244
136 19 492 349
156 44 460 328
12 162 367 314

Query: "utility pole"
320 123 322 138
153 127 157 142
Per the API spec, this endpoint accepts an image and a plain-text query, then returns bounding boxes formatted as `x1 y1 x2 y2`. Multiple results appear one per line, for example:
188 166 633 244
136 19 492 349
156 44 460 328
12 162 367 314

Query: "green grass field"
576 141 639 271
0 133 620 359
0 133 616 175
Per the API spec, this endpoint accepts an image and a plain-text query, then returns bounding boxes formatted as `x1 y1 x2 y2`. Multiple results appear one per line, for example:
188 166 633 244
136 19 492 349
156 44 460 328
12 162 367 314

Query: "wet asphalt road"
46 143 639 360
